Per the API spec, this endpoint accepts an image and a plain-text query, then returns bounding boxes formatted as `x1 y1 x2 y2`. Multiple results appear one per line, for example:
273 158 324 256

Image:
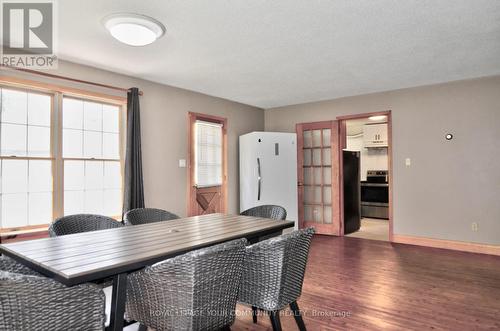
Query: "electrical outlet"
471 222 478 232
405 158 411 167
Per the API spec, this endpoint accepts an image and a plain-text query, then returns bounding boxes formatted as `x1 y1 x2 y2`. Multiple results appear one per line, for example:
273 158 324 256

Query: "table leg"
107 273 127 331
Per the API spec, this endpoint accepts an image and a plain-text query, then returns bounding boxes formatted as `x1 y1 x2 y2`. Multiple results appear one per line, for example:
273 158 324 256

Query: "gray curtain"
123 87 145 214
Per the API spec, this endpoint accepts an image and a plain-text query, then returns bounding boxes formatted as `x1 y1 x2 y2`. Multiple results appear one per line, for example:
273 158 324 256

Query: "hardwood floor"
233 236 500 330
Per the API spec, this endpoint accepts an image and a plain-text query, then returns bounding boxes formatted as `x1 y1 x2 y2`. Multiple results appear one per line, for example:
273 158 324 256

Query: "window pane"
195 121 222 187
83 131 102 158
304 205 312 221
1 123 27 156
312 130 321 147
64 160 84 191
305 186 321 204
104 189 121 216
28 192 52 225
29 160 52 192
64 190 84 215
63 129 83 158
312 148 321 166
303 168 313 185
103 133 119 159
303 131 312 148
324 167 331 184
1 89 27 124
28 93 51 126
324 206 332 224
103 105 119 133
2 159 28 193
303 149 311 166
84 190 103 214
323 187 332 205
313 206 323 223
85 161 103 190
322 129 331 147
322 148 331 166
28 126 51 157
63 98 83 129
1 193 28 228
84 101 102 131
104 161 121 189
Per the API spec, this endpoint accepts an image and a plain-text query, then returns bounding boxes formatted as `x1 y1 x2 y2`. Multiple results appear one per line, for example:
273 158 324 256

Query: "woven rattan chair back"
126 238 247 331
0 256 106 330
49 214 123 237
123 208 179 226
240 205 287 220
239 227 315 311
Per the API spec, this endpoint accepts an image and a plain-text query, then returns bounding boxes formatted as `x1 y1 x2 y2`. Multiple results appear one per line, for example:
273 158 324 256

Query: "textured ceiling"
58 0 500 108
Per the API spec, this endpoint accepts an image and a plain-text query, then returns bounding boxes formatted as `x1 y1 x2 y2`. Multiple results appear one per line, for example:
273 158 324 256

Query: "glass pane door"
303 128 332 224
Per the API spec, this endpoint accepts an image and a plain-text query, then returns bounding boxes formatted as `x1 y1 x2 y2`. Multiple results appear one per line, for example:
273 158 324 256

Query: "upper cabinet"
363 123 388 147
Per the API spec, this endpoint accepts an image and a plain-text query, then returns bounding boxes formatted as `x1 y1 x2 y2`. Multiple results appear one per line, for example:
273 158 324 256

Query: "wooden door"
296 121 341 235
187 112 228 216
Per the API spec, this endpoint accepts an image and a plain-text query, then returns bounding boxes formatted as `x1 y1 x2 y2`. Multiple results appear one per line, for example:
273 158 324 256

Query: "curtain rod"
0 65 143 96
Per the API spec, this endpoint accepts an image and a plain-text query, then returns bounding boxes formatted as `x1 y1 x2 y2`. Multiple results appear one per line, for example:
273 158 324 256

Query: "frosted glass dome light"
104 13 165 46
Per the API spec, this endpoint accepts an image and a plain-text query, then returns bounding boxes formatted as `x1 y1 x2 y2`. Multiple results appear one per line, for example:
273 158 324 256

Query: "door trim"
187 112 228 216
337 110 393 241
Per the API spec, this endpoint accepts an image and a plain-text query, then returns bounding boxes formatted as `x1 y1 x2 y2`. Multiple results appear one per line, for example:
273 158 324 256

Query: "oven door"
361 183 389 204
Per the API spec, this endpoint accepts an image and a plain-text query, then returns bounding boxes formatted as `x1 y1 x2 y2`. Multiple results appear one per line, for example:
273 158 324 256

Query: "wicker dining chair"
240 205 287 220
48 214 123 237
241 205 288 241
238 227 315 331
0 256 106 331
125 238 247 331
123 207 180 226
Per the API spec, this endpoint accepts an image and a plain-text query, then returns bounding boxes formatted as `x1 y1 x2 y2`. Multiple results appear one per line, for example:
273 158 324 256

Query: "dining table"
0 213 294 331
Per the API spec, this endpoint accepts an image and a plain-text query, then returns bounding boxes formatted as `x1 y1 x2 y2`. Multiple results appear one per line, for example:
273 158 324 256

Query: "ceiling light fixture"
368 115 387 121
103 13 165 46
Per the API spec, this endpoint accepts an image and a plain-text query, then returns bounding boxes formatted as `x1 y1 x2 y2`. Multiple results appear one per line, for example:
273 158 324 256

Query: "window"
62 97 122 216
194 120 223 187
0 88 53 228
0 84 124 230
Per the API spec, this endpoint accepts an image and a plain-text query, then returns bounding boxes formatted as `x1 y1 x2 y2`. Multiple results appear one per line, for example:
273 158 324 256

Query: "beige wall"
4 62 498 246
3 60 264 217
265 76 500 245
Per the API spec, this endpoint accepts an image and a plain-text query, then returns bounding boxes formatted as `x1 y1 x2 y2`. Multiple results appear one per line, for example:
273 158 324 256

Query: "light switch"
405 158 411 167
179 159 187 168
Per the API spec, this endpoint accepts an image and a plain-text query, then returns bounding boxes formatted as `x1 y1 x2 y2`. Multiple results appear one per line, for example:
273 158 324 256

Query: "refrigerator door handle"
257 157 261 201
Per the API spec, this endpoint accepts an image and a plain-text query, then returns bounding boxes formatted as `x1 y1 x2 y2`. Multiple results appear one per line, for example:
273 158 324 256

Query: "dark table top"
0 213 294 286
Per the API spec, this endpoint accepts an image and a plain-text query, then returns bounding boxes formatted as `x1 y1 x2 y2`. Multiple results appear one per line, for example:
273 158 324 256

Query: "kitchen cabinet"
363 123 388 147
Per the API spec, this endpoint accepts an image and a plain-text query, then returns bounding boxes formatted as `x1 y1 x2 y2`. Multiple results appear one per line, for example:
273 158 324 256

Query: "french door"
296 121 341 235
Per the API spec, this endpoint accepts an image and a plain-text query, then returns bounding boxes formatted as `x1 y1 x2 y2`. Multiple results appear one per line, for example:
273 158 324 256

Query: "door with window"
188 112 227 216
296 121 341 235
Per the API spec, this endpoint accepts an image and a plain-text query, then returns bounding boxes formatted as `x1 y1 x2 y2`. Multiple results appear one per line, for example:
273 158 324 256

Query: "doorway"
339 111 393 241
187 112 228 216
296 111 393 241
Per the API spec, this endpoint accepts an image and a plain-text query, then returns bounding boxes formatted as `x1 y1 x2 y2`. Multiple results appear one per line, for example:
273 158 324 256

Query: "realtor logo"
1 0 57 68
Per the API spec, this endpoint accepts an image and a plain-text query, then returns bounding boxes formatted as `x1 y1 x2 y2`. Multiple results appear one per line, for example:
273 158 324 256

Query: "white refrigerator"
239 132 298 230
